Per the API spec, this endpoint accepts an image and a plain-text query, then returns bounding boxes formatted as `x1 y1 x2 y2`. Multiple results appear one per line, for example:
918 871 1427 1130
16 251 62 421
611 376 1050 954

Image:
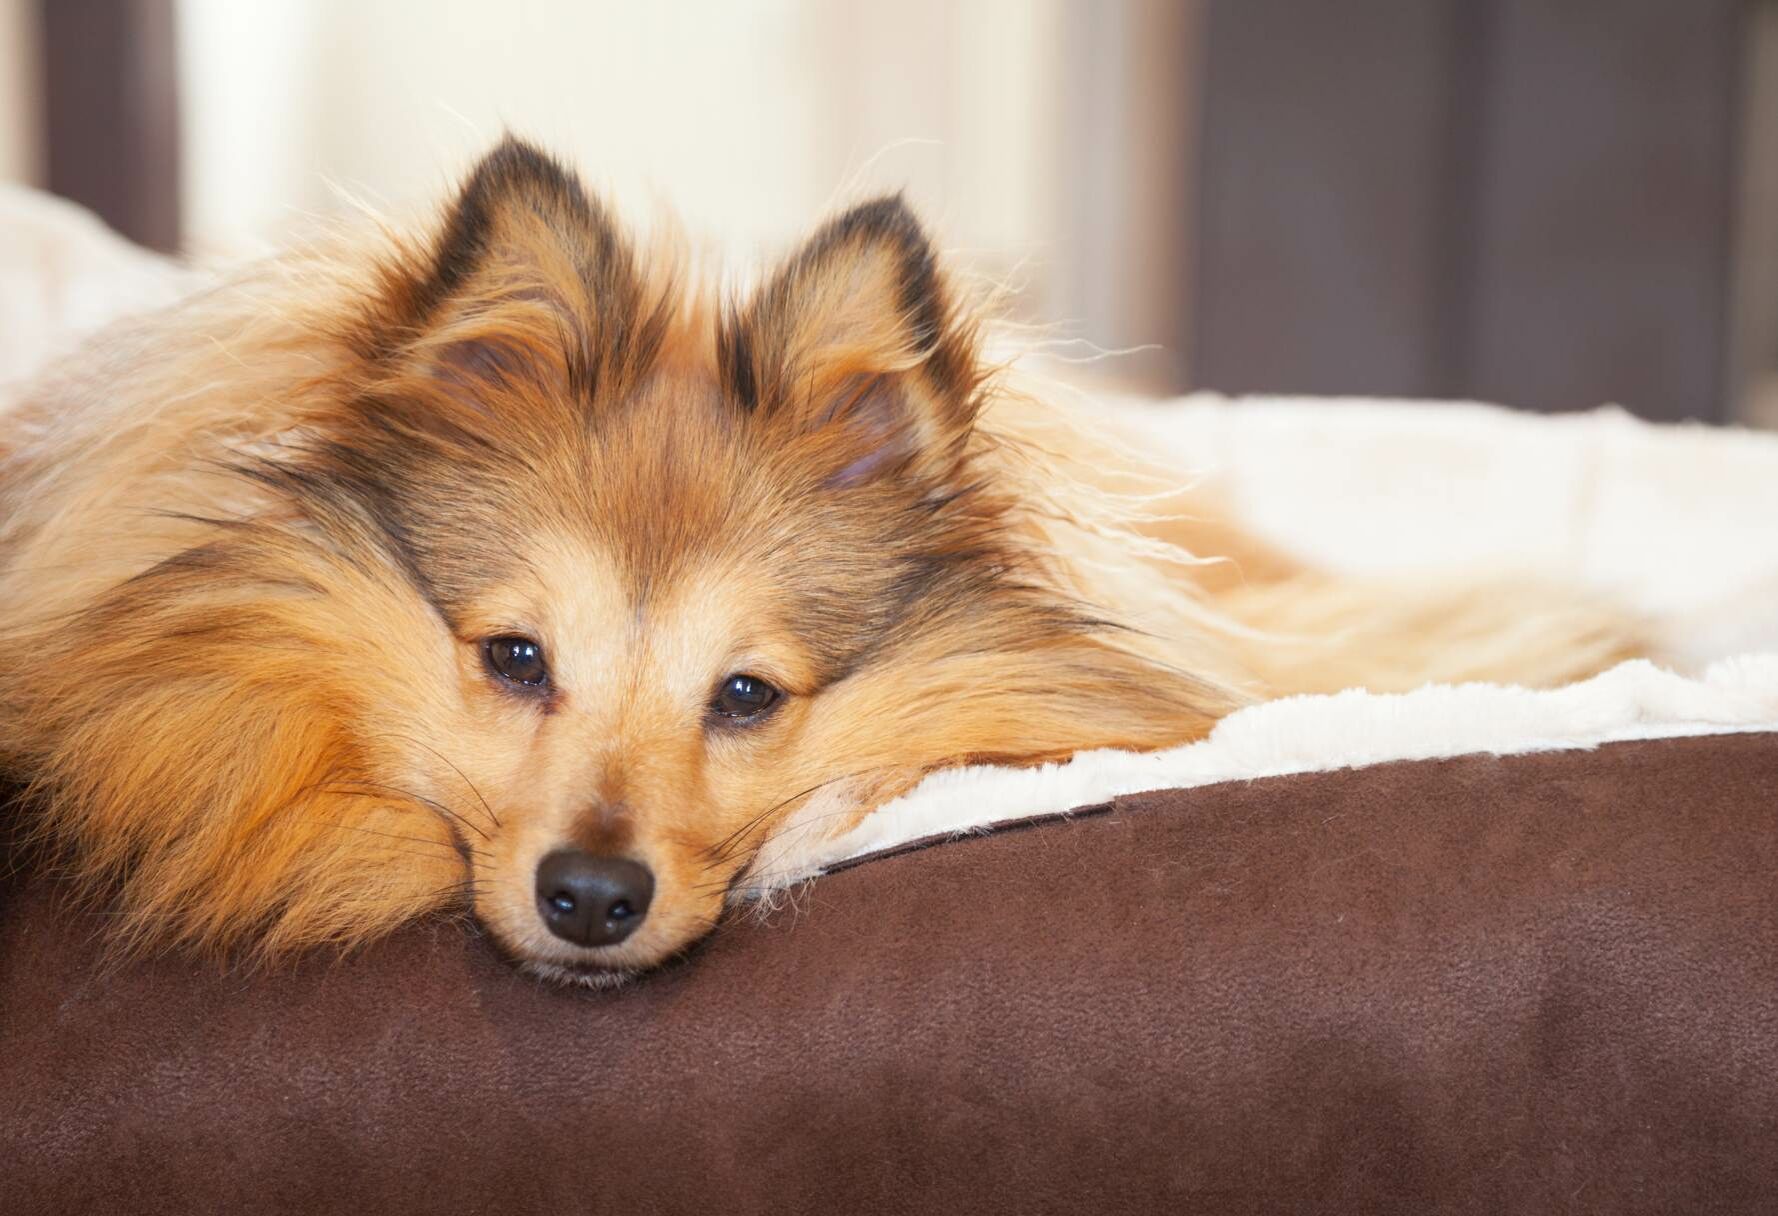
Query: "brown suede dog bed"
5 730 1777 1215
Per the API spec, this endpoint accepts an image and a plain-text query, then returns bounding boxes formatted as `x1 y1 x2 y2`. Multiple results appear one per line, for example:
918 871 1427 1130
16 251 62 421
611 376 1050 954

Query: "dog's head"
17 139 1229 980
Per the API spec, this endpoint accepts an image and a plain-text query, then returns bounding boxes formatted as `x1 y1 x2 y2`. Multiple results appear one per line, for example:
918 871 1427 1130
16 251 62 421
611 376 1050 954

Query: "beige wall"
176 0 1065 280
0 1 1197 389
0 0 39 185
169 0 1199 390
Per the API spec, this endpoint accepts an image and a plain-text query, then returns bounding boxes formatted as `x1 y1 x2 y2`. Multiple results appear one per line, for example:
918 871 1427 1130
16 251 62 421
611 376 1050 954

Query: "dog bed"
4 189 1778 1214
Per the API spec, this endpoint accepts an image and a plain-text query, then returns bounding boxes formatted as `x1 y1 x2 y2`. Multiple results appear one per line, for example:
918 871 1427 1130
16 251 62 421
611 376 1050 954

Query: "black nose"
534 850 654 947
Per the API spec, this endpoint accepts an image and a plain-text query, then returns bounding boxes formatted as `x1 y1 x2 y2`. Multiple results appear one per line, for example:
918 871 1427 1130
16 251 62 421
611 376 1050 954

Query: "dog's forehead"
488 375 779 605
503 518 815 704
574 377 769 555
447 366 915 690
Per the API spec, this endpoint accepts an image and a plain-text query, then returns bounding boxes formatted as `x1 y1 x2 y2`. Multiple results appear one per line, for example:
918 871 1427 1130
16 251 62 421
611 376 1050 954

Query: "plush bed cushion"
4 730 1776 1215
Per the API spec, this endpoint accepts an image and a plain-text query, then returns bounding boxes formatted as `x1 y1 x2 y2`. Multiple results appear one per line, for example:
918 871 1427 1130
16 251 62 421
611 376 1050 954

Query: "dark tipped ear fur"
259 138 672 616
413 138 616 324
719 194 983 485
360 135 663 403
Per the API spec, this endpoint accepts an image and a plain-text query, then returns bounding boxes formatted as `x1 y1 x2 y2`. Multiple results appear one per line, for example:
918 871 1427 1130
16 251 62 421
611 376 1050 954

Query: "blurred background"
0 0 1771 425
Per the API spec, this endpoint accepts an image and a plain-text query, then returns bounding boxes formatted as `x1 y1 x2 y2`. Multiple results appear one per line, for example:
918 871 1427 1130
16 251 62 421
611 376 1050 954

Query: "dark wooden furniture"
38 0 180 253
1189 0 1747 421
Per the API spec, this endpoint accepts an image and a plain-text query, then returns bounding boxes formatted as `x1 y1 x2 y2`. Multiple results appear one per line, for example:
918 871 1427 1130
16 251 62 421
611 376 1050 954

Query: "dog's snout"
535 850 654 947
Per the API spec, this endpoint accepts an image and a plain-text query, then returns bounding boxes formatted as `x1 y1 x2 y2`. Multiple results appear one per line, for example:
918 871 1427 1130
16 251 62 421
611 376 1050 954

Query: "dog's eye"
711 673 780 721
484 636 549 687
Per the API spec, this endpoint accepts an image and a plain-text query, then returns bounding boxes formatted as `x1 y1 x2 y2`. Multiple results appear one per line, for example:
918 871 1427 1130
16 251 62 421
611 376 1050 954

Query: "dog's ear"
720 195 982 487
361 135 656 405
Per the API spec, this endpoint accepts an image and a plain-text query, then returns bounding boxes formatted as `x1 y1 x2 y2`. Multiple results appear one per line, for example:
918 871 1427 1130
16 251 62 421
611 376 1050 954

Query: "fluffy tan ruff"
0 142 1645 968
0 277 476 957
1004 392 1649 694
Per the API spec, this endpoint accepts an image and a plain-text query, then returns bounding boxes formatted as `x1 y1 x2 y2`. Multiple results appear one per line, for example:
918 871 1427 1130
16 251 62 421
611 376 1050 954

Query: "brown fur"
0 139 1646 981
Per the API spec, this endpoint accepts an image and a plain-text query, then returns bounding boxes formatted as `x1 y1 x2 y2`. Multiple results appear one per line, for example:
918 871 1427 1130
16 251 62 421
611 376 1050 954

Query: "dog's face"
385 394 915 978
16 139 1226 979
378 363 1019 980
295 140 1065 980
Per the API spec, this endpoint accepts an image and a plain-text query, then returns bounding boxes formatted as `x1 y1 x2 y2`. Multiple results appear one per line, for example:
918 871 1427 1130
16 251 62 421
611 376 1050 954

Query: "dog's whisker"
702 770 872 866
415 878 487 906
367 733 502 831
305 806 474 856
318 779 492 844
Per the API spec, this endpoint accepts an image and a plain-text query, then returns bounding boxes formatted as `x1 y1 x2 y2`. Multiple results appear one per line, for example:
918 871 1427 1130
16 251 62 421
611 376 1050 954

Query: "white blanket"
0 186 189 388
4 187 1774 885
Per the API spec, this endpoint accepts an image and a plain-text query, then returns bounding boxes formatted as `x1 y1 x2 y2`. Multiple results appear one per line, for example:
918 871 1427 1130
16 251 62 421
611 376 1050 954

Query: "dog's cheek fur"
776 620 1232 818
0 527 473 960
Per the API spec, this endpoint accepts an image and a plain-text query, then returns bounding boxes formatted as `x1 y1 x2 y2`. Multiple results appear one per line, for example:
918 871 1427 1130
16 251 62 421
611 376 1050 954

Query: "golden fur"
0 139 1644 981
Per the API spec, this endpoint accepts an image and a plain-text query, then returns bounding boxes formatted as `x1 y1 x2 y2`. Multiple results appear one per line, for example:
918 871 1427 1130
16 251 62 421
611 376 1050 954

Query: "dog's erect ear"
720 195 983 486
362 136 657 404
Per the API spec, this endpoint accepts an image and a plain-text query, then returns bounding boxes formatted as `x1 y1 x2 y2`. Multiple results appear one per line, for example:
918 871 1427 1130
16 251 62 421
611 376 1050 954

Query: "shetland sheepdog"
0 139 1643 984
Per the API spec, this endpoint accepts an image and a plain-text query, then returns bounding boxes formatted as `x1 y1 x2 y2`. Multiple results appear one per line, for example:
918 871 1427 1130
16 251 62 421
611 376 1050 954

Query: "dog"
0 139 1643 984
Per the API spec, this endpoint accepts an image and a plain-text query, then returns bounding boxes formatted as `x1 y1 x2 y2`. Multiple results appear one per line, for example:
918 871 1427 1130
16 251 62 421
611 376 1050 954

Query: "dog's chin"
519 958 643 991
493 935 654 990
484 921 677 989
